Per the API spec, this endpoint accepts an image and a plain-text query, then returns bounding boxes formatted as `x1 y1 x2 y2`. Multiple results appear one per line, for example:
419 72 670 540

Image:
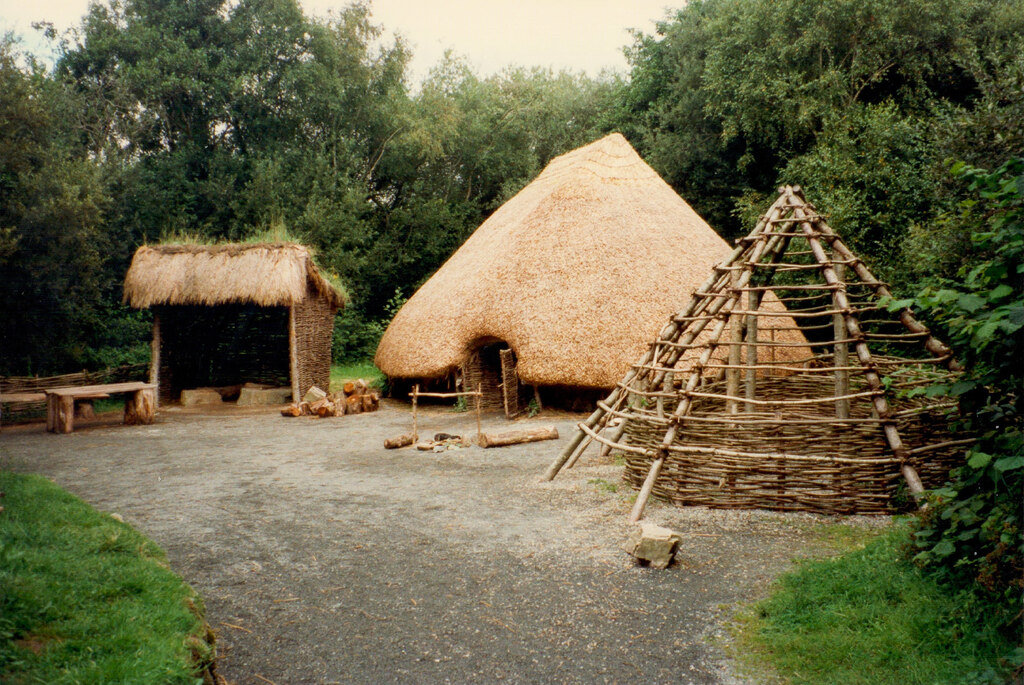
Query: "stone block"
180 388 224 406
236 386 293 406
625 521 681 569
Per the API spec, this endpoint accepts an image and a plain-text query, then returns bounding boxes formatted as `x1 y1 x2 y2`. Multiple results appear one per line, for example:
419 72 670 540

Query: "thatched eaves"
375 133 808 389
123 243 346 309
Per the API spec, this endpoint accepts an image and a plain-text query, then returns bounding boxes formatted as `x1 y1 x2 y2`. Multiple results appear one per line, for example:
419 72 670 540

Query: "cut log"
353 379 369 396
384 433 416 449
345 395 363 414
281 404 302 417
310 397 329 412
479 425 559 448
299 401 312 416
342 382 355 395
303 385 327 403
361 393 379 412
315 401 335 418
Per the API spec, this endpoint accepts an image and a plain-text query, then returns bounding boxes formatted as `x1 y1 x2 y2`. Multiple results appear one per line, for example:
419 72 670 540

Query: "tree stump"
124 388 155 426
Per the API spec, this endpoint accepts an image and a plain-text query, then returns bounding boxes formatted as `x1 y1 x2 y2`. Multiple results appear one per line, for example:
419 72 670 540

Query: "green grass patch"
330 361 385 393
0 471 212 684
733 524 1019 684
587 478 618 494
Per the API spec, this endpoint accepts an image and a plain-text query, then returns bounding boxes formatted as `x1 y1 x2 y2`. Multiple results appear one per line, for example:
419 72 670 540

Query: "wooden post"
411 384 419 442
475 383 482 444
629 457 664 523
124 387 156 426
833 262 850 419
288 305 300 403
744 288 758 409
726 270 743 415
150 313 161 408
58 395 75 434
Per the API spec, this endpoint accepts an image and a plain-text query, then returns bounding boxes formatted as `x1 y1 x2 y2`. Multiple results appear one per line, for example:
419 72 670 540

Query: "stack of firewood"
280 379 380 418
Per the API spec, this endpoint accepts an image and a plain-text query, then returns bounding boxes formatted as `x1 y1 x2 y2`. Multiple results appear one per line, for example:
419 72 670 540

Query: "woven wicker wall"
292 285 337 400
460 344 506 411
620 375 963 514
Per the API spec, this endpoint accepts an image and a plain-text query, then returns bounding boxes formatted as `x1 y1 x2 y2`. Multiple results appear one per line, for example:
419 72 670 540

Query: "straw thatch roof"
123 243 346 309
375 133 807 389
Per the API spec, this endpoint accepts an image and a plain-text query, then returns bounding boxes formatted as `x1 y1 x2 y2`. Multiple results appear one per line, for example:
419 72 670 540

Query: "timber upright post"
411 384 419 442
476 383 482 444
150 313 161 408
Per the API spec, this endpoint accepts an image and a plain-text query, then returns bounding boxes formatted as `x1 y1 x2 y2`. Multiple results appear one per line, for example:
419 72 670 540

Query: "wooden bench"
45 382 156 434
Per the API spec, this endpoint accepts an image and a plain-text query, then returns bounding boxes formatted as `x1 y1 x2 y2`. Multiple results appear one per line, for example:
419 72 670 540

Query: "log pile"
280 380 380 418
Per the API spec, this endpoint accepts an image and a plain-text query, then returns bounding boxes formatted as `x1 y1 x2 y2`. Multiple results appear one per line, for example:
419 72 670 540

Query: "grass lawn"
330 361 385 393
733 523 1019 684
0 471 213 684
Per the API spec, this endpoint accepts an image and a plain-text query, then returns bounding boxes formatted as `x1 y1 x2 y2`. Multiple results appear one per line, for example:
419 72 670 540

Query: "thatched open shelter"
375 133 808 414
546 186 966 517
124 243 345 404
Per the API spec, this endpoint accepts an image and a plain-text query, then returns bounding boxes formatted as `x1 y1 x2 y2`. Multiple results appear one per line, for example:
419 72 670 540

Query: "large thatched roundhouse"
375 133 808 413
124 243 345 404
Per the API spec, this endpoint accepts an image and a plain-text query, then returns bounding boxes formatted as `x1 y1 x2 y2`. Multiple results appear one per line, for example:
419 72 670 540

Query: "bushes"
902 158 1024 648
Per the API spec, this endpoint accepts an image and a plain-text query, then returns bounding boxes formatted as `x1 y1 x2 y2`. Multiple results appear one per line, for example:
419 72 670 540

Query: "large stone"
625 522 681 569
180 388 224 406
236 386 293 406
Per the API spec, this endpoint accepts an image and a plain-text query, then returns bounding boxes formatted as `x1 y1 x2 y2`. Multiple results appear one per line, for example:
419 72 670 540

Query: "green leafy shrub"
905 158 1023 639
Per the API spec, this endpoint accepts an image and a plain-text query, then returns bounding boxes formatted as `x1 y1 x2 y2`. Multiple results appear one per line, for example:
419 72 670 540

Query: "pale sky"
1 0 677 82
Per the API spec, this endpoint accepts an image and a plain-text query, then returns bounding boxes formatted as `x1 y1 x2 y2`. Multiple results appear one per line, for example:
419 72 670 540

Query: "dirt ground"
0 401 886 684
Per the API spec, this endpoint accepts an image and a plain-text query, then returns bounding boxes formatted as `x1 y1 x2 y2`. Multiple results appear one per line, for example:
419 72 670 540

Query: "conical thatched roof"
376 133 805 388
123 242 346 309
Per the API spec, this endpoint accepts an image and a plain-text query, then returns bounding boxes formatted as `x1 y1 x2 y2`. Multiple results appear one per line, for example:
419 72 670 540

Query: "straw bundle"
375 133 807 389
123 243 345 309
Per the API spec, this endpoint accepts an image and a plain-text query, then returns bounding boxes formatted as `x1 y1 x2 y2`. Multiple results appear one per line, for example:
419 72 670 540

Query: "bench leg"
58 396 75 434
124 388 155 426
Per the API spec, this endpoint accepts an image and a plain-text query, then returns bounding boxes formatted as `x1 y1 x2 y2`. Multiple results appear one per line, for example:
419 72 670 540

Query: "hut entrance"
154 304 291 404
460 341 527 418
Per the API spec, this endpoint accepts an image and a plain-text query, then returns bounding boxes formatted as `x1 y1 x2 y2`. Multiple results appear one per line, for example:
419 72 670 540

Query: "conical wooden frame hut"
374 133 809 414
124 243 345 404
545 186 968 517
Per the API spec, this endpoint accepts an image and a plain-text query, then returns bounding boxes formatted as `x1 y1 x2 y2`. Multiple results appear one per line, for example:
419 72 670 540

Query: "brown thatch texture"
375 133 807 389
123 243 345 309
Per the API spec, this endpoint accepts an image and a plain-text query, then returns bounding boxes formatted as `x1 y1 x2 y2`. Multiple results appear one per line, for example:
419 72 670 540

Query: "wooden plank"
46 382 155 397
1 392 47 403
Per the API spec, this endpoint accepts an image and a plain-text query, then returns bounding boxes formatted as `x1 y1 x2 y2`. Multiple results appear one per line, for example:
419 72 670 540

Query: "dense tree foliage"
617 0 1024 286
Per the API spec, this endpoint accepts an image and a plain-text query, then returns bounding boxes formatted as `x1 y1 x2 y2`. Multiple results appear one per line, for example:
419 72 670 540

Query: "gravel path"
0 402 884 684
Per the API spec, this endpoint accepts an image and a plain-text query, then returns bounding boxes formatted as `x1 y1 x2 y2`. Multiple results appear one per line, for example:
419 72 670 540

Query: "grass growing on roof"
731 523 1018 684
330 361 384 393
0 471 212 684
